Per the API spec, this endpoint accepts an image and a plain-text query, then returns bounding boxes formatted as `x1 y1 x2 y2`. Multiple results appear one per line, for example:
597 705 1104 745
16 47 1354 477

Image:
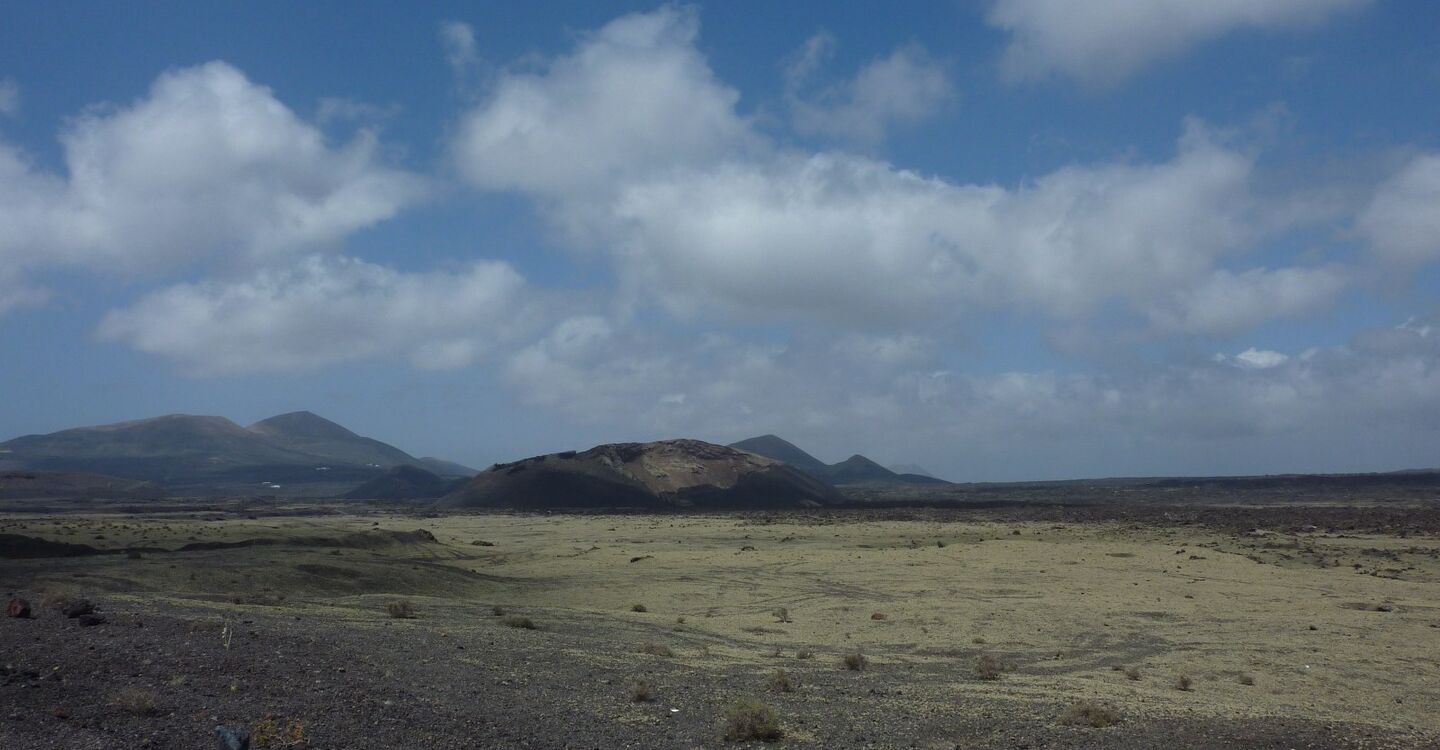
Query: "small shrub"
795 649 814 660
630 680 655 702
502 615 537 630
252 717 307 747
1238 673 1256 686
843 651 867 671
976 654 1003 681
1175 674 1193 691
491 605 505 616
1059 699 1121 728
631 603 648 613
722 697 783 742
640 642 674 657
773 607 791 623
676 616 686 625
767 668 797 693
385 600 414 619
1124 666 1142 681
40 590 77 612
113 687 158 716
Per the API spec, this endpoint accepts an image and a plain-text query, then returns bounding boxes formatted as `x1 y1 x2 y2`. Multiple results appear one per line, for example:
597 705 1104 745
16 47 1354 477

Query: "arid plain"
3 503 1438 748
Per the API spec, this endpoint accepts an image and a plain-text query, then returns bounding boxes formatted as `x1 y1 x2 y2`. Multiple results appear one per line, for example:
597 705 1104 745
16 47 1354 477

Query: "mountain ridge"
727 435 949 486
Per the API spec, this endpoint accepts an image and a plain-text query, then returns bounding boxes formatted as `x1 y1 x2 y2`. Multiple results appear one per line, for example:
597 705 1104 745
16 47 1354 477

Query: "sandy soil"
2 505 1437 748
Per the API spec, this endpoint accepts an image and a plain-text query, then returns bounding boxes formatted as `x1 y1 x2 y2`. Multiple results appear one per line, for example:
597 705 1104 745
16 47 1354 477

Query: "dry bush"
630 680 655 702
722 697 783 742
1175 674 1193 691
767 668 797 693
1059 700 1121 728
1238 673 1256 686
40 590 78 612
640 642 674 657
113 687 158 716
631 603 648 613
384 600 414 619
1124 666 1142 681
252 717 308 747
502 615 537 630
975 654 1003 681
842 651 867 671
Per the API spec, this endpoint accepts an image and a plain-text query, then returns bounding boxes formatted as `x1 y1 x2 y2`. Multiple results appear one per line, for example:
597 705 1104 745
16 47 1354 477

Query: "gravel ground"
2 593 1431 749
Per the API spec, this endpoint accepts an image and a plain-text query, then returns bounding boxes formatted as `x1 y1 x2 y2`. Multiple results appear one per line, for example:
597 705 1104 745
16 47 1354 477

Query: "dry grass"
722 697 783 742
1059 699 1121 728
501 615 537 629
113 687 158 716
767 668 797 693
629 680 655 702
385 599 414 619
640 641 674 657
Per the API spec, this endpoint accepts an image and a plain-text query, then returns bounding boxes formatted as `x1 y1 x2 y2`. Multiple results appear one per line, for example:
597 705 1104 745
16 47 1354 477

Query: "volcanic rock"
440 439 841 510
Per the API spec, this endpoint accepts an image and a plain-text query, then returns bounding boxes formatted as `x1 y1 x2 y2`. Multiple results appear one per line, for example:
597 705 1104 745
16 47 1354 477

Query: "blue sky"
2 1 1438 480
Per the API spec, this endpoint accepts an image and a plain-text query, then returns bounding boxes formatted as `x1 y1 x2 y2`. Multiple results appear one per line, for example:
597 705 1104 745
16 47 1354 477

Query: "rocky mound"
0 471 164 500
440 439 841 510
343 465 461 500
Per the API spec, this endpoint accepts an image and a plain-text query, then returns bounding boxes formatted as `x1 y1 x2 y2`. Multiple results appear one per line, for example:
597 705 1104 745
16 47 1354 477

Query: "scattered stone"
215 725 251 750
6 597 31 618
63 600 94 618
77 613 106 627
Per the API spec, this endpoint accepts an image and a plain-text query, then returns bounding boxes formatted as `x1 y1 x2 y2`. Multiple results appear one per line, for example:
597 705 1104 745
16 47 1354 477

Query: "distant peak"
248 411 357 439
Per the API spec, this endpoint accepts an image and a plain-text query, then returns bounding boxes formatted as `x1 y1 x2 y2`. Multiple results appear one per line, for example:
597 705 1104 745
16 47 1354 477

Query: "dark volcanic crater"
440 439 841 510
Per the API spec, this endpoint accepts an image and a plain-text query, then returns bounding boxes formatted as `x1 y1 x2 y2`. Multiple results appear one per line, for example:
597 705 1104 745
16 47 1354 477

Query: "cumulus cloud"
610 125 1275 325
1358 153 1440 265
987 0 1372 87
450 10 1338 338
785 34 954 143
451 5 755 198
0 62 427 314
98 255 529 375
1147 265 1349 336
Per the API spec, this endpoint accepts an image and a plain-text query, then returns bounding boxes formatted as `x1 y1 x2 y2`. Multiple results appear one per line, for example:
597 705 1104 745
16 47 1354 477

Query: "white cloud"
98 255 528 375
450 11 1335 338
1148 265 1349 336
1219 347 1290 369
987 0 1372 87
439 21 481 82
451 5 755 198
786 35 954 143
609 124 1267 325
0 62 427 314
1358 153 1440 265
0 78 18 116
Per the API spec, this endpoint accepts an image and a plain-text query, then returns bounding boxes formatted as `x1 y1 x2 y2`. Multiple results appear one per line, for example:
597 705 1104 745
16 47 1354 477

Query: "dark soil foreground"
0 596 1425 750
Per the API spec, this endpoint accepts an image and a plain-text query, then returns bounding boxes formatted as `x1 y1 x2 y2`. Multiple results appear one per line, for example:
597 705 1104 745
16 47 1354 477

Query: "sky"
1 1 1439 481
